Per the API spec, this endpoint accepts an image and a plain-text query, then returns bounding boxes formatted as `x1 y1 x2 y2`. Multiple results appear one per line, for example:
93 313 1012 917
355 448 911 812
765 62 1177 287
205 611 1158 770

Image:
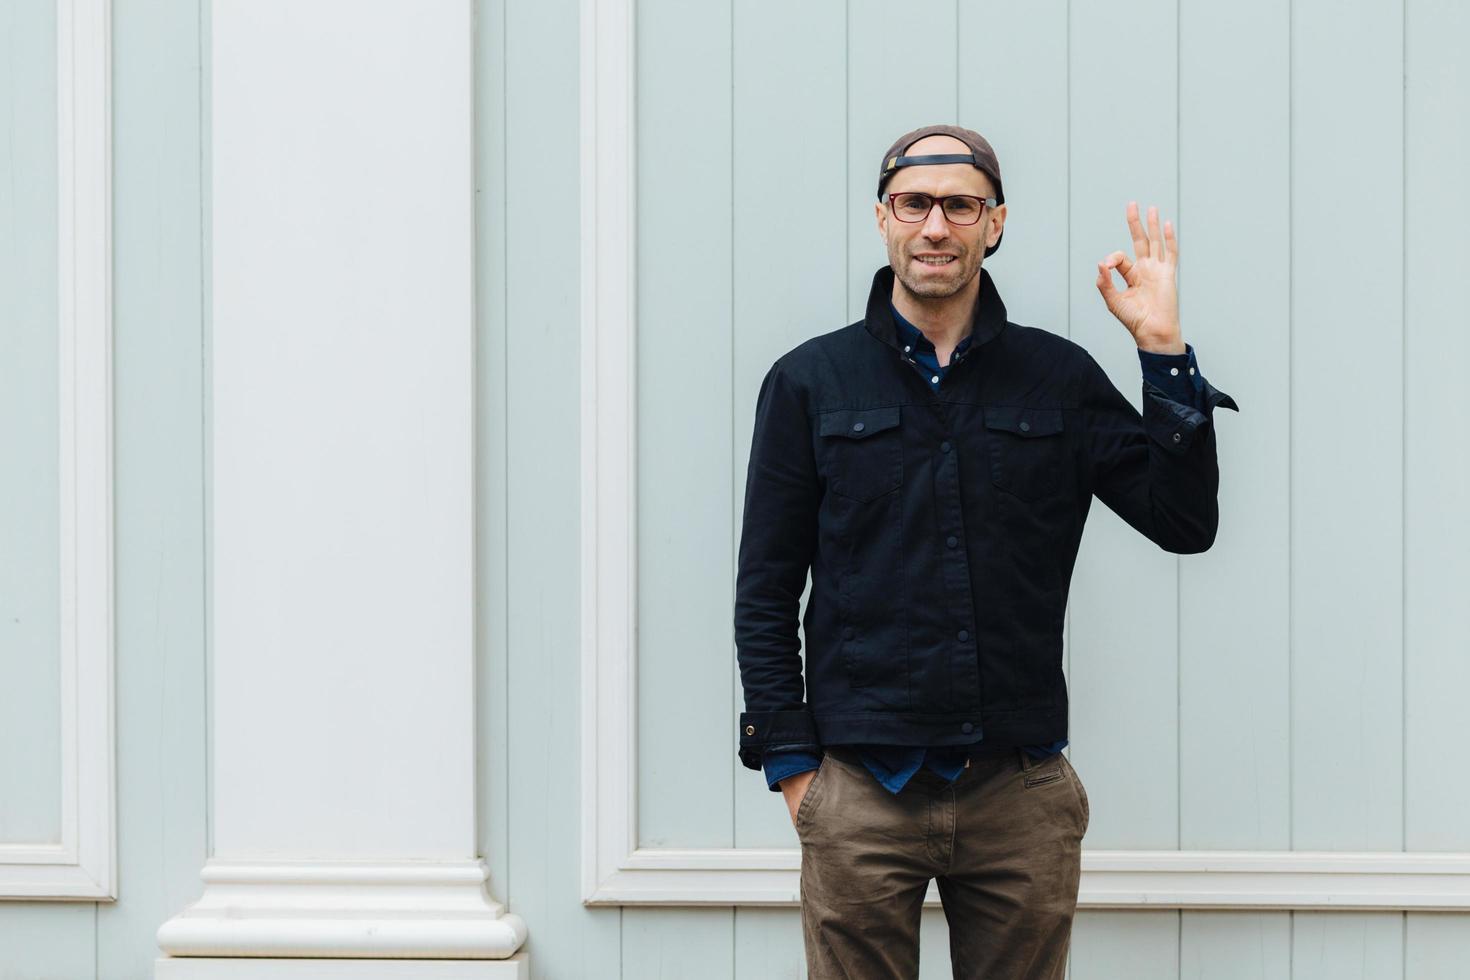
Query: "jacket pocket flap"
984 406 1064 437
819 405 901 439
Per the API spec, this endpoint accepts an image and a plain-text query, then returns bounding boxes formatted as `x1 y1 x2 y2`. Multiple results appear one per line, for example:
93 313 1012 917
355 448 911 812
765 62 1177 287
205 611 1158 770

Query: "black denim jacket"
734 264 1239 772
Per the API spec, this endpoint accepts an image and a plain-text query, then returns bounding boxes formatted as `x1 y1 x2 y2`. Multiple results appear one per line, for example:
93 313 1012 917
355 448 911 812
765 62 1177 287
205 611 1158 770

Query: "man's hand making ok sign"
1096 201 1185 356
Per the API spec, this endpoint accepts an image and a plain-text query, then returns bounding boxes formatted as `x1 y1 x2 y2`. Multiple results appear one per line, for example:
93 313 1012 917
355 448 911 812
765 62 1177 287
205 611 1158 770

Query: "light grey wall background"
2 0 209 977
3 0 1468 977
614 0 1470 975
1 0 62 852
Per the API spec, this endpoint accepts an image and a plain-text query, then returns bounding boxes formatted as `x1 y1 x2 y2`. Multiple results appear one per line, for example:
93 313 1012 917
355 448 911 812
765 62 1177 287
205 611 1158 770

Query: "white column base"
154 859 527 964
155 956 527 979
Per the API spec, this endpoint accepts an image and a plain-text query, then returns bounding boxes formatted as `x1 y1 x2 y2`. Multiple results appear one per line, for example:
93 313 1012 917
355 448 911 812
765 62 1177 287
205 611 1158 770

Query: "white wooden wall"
2 0 1468 977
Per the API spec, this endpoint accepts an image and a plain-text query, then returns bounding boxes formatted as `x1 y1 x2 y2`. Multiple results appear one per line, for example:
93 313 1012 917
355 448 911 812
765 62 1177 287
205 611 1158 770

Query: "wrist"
1136 338 1186 356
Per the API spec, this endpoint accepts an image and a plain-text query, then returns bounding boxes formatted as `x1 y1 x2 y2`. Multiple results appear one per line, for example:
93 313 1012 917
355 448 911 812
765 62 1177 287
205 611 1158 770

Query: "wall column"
154 2 525 975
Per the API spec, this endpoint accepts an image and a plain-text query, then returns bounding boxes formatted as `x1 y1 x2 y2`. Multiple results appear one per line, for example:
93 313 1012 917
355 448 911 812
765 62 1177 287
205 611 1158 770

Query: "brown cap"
877 124 1005 257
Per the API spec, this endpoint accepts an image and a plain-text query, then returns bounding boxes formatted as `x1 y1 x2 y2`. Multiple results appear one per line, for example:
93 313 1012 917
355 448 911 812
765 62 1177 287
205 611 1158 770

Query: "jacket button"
852 421 865 432
946 535 958 548
1172 431 1181 442
745 724 755 735
843 627 854 639
940 441 952 452
961 722 974 734
957 629 969 642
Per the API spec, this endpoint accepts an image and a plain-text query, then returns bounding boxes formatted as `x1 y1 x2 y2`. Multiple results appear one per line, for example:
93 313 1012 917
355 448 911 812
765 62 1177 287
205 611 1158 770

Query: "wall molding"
573 0 1470 912
585 847 1470 911
0 0 116 903
578 0 639 912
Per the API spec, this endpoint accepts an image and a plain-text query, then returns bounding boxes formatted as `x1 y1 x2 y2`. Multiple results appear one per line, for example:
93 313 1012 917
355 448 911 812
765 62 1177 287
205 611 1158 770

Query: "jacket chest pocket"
818 406 903 503
984 406 1066 501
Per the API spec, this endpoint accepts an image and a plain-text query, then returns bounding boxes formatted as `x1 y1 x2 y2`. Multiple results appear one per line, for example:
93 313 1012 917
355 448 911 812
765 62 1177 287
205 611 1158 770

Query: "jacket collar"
863 263 1008 354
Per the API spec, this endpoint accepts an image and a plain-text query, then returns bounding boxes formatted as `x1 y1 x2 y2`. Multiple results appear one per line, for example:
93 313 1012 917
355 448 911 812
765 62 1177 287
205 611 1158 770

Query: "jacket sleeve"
1080 345 1240 554
734 360 823 772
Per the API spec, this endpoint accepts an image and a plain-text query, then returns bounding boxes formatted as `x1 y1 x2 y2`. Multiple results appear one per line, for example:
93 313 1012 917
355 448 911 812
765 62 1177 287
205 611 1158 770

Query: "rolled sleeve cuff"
1138 342 1204 407
1139 344 1240 453
738 707 820 772
762 749 824 791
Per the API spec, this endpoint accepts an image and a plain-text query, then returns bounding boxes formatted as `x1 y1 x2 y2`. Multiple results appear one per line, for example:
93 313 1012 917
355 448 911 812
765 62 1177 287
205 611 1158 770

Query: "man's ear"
986 204 1007 248
874 201 887 240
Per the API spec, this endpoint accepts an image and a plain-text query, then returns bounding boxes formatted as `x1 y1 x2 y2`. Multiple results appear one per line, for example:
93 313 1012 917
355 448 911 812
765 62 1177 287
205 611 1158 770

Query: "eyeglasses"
886 192 997 226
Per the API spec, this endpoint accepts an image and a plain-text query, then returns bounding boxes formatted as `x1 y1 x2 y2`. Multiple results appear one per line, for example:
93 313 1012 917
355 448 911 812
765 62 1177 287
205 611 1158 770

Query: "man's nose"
922 203 950 238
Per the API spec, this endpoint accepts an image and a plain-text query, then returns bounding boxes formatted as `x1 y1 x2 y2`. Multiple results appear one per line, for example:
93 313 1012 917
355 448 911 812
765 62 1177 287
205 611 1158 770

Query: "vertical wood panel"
845 0 958 322
1067 0 1182 858
730 0 847 850
1399 0 1470 962
1180 912 1290 980
1406 913 1470 978
635 0 736 850
1176 0 1292 851
1292 912 1403 980
1072 910 1180 980
0 0 62 849
0 904 95 979
624 908 733 980
504 0 624 974
956 1 1069 354
734 909 807 980
1403 0 1470 851
1289 0 1404 851
96 0 209 974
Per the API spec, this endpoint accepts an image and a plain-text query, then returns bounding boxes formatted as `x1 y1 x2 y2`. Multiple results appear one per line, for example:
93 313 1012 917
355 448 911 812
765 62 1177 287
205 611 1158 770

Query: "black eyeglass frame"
885 192 999 226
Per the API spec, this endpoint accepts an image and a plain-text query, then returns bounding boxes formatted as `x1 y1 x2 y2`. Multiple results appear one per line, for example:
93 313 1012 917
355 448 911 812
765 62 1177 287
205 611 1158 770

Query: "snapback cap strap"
889 153 977 169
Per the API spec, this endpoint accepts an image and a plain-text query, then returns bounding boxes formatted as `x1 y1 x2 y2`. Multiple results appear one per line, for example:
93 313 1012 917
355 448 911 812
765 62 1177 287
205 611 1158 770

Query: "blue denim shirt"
762 299 1212 795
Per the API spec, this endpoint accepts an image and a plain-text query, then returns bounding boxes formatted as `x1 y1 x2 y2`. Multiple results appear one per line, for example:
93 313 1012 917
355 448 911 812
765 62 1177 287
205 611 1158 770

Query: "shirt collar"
863 263 1007 356
889 301 973 355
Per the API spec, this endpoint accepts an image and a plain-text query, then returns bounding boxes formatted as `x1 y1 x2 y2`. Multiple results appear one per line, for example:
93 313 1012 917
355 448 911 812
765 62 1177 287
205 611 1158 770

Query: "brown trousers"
793 743 1089 979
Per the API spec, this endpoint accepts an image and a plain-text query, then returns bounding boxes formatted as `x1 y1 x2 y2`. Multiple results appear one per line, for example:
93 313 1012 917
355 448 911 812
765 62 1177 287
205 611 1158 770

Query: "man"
733 124 1238 979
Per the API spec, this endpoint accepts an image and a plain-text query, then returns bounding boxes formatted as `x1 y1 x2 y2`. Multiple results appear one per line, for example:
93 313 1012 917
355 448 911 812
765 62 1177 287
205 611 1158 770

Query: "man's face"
874 135 1006 301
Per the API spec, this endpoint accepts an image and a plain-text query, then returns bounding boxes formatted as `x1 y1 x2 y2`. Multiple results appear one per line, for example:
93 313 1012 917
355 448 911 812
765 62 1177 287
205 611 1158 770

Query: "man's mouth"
915 254 957 267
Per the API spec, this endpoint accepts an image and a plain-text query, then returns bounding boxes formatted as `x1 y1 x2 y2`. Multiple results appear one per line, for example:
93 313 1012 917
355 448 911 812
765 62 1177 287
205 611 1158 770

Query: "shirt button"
961 722 974 734
1170 366 1180 376
852 421 865 432
940 441 951 453
1188 367 1195 375
843 627 854 639
904 345 911 352
1172 432 1182 442
1019 421 1030 432
946 535 958 548
957 629 969 642
931 375 940 384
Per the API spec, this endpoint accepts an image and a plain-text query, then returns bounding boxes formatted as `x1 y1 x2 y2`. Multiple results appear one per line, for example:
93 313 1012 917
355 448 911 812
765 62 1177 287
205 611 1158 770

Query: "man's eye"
945 201 976 214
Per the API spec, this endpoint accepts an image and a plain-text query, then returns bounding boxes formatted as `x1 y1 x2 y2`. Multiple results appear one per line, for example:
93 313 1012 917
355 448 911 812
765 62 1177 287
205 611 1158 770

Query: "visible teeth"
918 256 955 265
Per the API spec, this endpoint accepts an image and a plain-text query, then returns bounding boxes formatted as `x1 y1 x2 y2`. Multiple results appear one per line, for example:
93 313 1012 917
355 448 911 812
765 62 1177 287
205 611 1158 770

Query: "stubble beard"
891 246 981 301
